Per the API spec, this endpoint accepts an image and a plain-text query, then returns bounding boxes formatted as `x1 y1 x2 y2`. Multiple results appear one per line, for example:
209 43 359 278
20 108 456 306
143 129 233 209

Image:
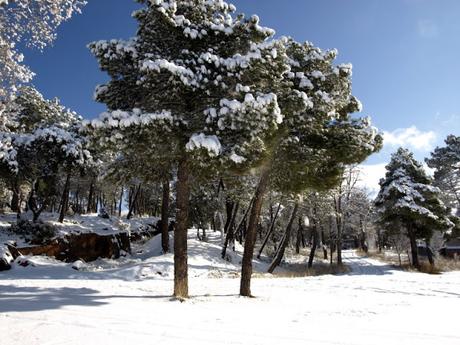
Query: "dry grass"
358 249 460 274
433 256 460 272
254 262 350 278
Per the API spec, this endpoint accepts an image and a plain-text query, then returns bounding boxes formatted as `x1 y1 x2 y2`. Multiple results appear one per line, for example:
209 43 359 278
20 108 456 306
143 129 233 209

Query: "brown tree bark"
161 181 170 253
127 184 141 220
240 166 271 297
223 200 234 234
87 180 95 213
10 178 20 214
268 202 299 273
408 225 420 270
295 217 305 254
58 173 71 223
308 221 319 269
174 157 190 299
426 237 435 266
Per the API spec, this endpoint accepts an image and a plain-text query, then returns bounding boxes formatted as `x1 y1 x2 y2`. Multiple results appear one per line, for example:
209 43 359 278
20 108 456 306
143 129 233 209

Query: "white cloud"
357 164 387 197
383 126 436 151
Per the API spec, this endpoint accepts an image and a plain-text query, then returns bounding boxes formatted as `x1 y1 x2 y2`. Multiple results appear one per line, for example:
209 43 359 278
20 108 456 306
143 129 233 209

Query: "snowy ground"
1 229 459 345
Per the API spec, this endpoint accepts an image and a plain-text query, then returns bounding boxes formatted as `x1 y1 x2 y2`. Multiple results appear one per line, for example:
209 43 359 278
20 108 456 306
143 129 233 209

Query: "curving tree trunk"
174 157 190 299
268 202 299 273
258 202 281 259
221 202 239 259
240 166 271 297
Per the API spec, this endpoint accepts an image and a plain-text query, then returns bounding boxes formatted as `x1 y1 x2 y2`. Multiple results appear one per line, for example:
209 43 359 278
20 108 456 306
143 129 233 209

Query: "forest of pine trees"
1 0 459 299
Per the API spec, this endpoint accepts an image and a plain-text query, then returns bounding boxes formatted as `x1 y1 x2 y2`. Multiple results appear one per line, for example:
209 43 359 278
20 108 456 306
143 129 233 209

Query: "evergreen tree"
0 87 93 222
238 39 383 296
87 0 287 299
375 148 453 269
426 135 460 210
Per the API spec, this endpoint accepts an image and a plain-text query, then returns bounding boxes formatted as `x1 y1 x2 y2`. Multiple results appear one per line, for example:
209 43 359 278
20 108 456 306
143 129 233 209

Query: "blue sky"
24 0 460 191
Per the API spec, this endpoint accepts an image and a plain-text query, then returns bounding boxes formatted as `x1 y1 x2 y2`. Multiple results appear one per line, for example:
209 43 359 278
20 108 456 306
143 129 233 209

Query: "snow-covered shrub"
98 207 110 219
10 219 57 244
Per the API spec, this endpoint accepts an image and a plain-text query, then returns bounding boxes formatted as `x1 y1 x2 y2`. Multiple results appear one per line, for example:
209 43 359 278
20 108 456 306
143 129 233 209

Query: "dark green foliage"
10 219 57 245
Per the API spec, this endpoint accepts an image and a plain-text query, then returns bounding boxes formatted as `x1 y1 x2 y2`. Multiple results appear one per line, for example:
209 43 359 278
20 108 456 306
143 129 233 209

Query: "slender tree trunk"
159 181 170 253
240 166 271 297
408 226 420 270
10 178 20 214
221 202 239 259
268 202 299 273
426 237 435 266
334 195 343 265
257 203 281 259
223 200 234 234
329 215 334 266
321 227 328 260
58 173 71 223
336 213 343 265
235 200 253 246
127 184 141 220
308 223 319 269
118 186 123 217
174 157 190 299
295 217 303 254
87 180 94 213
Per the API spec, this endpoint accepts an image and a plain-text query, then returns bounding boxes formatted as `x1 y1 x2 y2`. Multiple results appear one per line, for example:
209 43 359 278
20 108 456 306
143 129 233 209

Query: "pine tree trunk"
161 181 170 253
336 214 343 265
295 217 303 254
127 184 141 220
58 173 71 223
268 202 299 273
308 222 319 268
240 166 271 297
408 226 420 270
426 238 435 266
223 200 234 234
10 179 20 214
87 180 94 213
257 203 281 259
174 157 190 299
118 186 123 217
321 227 328 260
221 202 239 259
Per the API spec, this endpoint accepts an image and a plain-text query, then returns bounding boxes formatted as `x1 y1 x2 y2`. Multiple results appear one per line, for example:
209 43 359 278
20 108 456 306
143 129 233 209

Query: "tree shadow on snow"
0 285 175 313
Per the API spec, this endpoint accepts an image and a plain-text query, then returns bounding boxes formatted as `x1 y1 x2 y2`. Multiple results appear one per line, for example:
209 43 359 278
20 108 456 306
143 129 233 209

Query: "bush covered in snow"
10 219 57 245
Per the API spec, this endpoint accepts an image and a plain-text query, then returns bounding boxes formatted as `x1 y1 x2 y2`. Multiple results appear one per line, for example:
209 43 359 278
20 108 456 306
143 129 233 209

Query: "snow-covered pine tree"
87 0 288 299
426 135 460 211
239 39 383 296
375 148 453 269
0 87 93 222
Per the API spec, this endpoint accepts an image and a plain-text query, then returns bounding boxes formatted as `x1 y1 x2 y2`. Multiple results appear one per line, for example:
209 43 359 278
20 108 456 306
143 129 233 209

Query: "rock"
0 257 12 271
9 231 131 263
0 245 14 271
130 219 175 243
72 260 86 270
